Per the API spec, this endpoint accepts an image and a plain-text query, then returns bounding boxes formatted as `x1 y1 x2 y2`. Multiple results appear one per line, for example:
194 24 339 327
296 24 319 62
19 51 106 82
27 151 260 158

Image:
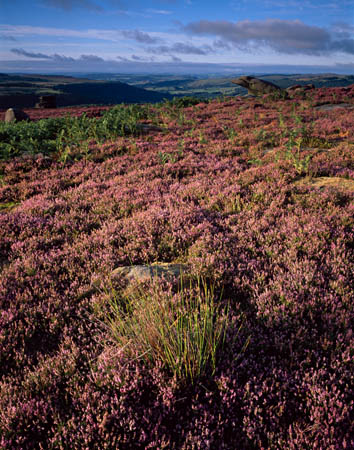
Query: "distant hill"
92 73 354 99
0 74 171 109
1 72 354 108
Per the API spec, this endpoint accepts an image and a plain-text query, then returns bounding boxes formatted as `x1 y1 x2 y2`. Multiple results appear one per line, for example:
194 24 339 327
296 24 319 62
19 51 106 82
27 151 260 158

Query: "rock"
124 123 164 134
35 95 57 109
78 263 191 300
295 177 354 193
20 152 50 161
231 76 289 98
4 108 30 123
286 84 315 94
286 84 302 91
314 103 353 111
111 263 190 285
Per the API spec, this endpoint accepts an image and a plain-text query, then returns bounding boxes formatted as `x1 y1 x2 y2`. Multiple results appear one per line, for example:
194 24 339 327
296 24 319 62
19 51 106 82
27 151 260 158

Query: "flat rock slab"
111 263 190 284
296 177 354 193
314 103 353 111
123 123 164 134
78 263 191 300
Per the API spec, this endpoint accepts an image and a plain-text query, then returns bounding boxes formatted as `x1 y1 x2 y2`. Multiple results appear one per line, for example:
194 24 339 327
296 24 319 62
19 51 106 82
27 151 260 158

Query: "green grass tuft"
105 278 230 385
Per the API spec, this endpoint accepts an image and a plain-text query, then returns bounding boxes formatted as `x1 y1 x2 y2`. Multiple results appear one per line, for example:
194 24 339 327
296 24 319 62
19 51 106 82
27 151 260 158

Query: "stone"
314 103 354 111
124 123 164 134
35 95 57 109
295 177 354 193
286 84 302 91
286 83 315 94
231 76 289 98
111 263 190 285
78 263 191 300
4 108 30 123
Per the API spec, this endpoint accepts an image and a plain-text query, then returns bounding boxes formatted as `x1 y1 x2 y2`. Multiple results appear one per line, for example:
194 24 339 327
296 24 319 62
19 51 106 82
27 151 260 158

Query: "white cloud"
146 9 172 15
0 24 166 43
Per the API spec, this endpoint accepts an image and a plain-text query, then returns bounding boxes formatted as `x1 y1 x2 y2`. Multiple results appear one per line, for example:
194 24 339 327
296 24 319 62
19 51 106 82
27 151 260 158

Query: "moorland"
0 83 353 448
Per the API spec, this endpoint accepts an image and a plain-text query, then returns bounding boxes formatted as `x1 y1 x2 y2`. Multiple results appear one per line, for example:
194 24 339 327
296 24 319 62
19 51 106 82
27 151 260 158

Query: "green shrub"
0 104 153 161
163 96 207 108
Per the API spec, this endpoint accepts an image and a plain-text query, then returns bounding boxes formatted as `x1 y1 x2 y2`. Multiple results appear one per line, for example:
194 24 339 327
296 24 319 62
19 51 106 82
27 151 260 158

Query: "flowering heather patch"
0 85 353 449
0 105 112 122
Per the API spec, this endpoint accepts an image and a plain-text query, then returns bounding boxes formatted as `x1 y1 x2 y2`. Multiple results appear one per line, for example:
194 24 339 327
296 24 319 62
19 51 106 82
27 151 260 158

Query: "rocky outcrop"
286 84 315 94
4 108 30 123
231 76 289 98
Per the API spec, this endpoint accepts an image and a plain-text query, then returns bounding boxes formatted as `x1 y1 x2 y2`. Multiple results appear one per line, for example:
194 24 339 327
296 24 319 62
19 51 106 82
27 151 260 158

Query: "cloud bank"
121 29 160 44
11 48 105 62
146 42 214 55
183 19 354 55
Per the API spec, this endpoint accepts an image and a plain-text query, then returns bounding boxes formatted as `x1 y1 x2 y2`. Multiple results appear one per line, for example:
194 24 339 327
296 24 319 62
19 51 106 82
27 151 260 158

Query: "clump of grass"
0 201 19 211
105 278 229 385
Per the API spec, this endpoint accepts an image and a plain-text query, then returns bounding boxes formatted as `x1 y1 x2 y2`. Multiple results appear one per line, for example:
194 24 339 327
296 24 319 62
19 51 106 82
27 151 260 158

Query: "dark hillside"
56 81 170 106
0 75 171 109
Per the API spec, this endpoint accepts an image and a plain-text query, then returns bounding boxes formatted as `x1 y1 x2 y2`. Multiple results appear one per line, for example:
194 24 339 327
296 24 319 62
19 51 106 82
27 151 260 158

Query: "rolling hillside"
0 74 171 109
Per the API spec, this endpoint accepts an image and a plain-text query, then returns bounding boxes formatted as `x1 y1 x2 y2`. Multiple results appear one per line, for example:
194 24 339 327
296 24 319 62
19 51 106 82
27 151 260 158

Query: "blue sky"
1 0 354 74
